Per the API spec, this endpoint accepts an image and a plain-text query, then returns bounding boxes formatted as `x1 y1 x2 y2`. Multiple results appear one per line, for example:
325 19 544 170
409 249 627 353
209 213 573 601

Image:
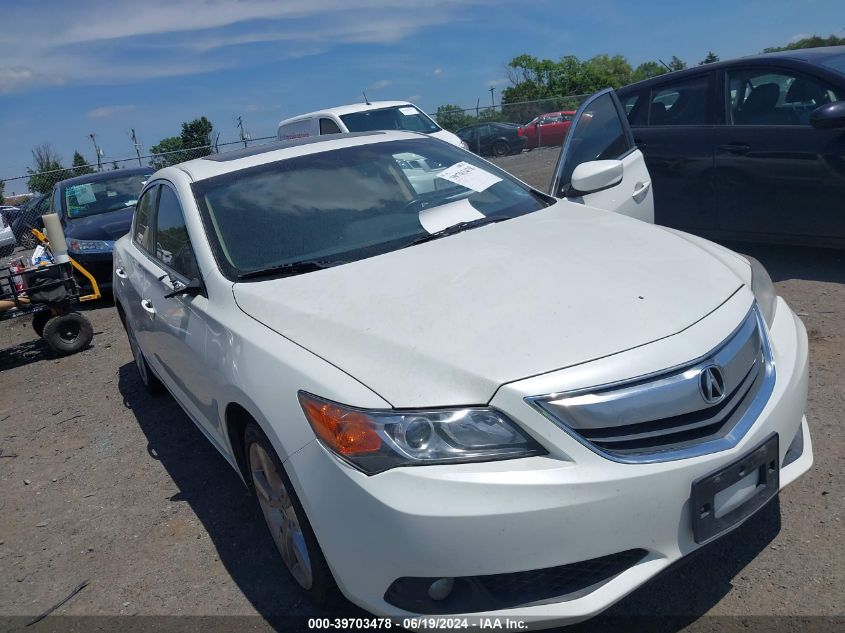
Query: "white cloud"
485 78 509 87
88 104 136 118
371 79 392 90
432 68 444 76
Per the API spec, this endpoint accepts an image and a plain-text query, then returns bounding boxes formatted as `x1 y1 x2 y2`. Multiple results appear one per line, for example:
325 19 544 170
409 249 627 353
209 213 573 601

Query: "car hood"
233 203 744 407
64 207 133 241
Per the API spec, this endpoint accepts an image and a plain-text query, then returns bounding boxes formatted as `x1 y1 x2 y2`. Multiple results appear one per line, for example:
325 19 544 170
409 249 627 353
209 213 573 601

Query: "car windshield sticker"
399 107 418 116
437 162 502 192
69 184 96 205
418 198 485 234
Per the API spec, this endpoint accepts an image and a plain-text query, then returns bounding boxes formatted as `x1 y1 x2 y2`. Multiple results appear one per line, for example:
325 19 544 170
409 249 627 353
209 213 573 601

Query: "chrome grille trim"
526 306 776 464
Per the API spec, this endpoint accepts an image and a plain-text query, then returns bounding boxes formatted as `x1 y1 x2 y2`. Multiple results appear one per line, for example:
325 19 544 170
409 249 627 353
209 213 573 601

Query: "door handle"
140 299 156 316
115 267 127 279
718 143 750 154
632 180 651 199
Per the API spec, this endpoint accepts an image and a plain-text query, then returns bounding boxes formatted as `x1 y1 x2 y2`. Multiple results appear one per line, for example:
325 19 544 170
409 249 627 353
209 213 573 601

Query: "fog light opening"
428 577 455 601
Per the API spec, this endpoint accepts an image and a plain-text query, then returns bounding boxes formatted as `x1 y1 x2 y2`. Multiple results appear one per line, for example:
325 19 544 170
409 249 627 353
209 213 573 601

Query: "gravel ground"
0 151 843 631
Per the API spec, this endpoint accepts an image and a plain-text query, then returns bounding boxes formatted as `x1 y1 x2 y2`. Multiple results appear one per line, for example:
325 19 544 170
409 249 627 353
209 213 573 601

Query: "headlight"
66 238 115 254
299 392 545 474
748 256 776 328
460 140 470 150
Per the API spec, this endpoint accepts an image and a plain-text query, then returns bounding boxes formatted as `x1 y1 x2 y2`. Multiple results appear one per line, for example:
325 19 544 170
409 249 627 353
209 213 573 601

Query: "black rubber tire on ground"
32 311 52 338
19 233 37 249
244 422 339 606
42 312 94 355
492 140 511 157
0 245 13 258
126 322 165 395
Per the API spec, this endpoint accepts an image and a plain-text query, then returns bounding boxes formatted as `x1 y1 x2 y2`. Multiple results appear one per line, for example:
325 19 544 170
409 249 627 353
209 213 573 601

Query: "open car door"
550 88 654 223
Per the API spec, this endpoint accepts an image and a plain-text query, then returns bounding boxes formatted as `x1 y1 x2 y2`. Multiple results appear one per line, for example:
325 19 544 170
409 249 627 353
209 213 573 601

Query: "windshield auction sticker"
437 162 502 192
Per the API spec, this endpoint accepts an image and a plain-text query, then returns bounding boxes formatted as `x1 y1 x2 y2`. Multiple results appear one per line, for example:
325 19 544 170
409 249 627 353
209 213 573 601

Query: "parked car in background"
277 100 466 149
10 194 49 248
114 110 810 626
616 45 845 247
0 212 15 257
518 110 575 149
51 167 151 290
456 122 527 156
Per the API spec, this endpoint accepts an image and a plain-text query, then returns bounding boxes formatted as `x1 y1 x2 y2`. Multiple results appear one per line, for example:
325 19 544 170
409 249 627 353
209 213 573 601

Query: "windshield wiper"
237 260 344 280
408 216 510 246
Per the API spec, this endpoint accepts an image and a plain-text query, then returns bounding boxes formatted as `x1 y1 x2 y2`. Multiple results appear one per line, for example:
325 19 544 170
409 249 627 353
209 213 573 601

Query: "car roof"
618 45 845 92
278 101 419 125
164 130 428 183
56 166 152 190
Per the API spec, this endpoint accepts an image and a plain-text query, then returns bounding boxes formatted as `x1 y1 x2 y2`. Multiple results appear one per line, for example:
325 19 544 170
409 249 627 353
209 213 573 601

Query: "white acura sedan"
113 90 812 627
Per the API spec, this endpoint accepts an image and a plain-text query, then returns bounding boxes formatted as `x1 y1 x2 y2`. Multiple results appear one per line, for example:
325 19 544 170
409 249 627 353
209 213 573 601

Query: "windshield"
63 173 150 219
193 138 548 280
822 53 845 75
340 106 440 134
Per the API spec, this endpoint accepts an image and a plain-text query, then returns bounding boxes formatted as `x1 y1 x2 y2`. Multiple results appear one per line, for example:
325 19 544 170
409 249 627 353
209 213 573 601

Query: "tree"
72 151 95 177
149 136 186 169
434 104 474 131
764 34 845 53
0 180 5 202
667 56 687 71
180 116 214 158
633 61 667 81
111 161 120 170
698 51 720 65
27 143 68 194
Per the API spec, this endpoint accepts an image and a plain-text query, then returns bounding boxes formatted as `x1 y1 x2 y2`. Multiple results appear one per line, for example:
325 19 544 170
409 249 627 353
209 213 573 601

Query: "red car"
518 110 576 148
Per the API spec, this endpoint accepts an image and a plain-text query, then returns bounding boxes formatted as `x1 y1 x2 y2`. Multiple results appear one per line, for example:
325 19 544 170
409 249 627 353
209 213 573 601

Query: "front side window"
648 75 708 125
340 106 440 134
319 118 342 134
155 186 200 280
63 173 151 219
555 92 631 195
193 138 548 279
727 68 843 125
133 186 158 253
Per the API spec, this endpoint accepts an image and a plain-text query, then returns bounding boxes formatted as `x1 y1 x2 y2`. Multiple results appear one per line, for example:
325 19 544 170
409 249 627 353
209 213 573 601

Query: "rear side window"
133 186 158 253
648 75 708 125
319 118 342 134
154 186 200 280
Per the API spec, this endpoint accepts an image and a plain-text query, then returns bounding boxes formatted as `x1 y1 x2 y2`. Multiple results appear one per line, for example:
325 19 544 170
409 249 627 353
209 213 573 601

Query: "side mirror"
810 101 845 130
164 277 203 299
569 160 624 194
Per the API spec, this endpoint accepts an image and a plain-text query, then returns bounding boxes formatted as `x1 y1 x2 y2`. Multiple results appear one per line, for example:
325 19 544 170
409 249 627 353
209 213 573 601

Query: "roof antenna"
657 58 672 71
362 91 371 105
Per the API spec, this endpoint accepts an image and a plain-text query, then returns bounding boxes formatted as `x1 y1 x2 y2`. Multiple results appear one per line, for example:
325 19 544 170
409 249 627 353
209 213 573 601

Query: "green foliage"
111 161 120 170
434 104 475 131
763 34 845 53
667 55 687 71
698 51 720 65
27 144 69 194
149 136 186 169
180 116 214 157
72 151 95 177
633 61 667 81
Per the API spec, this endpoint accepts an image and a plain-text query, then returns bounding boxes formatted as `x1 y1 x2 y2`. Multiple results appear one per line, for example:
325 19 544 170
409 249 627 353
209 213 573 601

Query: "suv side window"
319 118 342 134
154 185 200 280
133 186 158 253
648 75 708 125
727 68 843 126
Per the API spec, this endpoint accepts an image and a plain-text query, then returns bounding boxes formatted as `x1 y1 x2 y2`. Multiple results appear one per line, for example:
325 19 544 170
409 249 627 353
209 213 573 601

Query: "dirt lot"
1 151 843 631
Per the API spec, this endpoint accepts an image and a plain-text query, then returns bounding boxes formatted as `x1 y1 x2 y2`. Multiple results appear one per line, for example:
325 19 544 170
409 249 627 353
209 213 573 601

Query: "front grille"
383 549 648 614
529 307 775 462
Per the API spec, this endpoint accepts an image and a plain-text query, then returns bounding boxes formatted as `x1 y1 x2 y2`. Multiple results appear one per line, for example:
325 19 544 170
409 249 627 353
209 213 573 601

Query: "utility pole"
489 86 495 109
237 116 248 148
130 128 143 166
89 133 103 172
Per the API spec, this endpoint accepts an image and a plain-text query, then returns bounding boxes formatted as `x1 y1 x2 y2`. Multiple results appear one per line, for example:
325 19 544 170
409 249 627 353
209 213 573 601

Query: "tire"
19 233 37 249
126 321 165 395
32 310 51 338
244 422 338 605
42 312 93 355
0 245 13 258
492 140 510 157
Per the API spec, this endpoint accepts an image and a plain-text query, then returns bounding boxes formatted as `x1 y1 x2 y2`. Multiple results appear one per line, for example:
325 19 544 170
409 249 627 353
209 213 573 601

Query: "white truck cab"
277 100 466 148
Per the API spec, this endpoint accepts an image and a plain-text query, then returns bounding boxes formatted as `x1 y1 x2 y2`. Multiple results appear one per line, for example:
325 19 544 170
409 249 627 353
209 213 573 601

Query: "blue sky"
1 0 843 192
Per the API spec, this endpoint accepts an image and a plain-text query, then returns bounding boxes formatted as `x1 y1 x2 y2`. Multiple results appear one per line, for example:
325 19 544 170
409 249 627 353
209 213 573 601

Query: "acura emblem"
699 365 726 404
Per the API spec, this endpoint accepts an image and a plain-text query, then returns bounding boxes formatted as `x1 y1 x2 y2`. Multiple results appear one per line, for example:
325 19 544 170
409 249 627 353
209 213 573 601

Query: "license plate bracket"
691 433 779 544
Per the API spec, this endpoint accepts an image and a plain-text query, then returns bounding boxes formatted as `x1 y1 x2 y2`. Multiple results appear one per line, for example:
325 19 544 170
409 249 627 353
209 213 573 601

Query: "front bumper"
67 250 114 287
286 294 812 627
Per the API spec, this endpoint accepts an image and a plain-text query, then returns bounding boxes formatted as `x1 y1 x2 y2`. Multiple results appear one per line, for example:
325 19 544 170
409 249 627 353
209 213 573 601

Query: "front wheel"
42 312 93 355
492 140 510 157
245 423 337 604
